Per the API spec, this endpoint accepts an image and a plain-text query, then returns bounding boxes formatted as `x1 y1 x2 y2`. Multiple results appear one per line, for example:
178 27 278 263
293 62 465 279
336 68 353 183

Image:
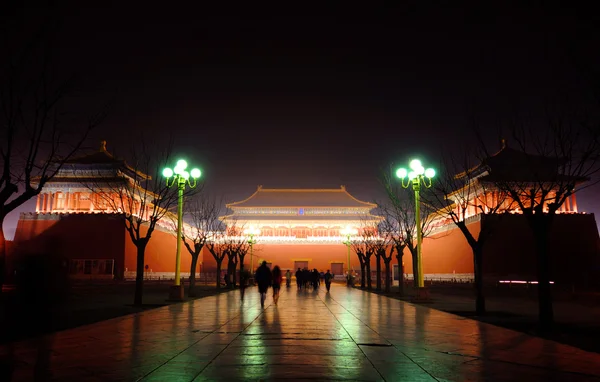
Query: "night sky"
4 2 600 237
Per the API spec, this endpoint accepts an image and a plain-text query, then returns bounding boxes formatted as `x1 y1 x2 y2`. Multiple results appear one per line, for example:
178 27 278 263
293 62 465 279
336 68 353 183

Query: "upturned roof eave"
226 186 376 209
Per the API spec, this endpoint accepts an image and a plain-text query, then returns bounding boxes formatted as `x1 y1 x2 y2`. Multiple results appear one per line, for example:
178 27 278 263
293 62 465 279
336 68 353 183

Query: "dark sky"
4 2 600 237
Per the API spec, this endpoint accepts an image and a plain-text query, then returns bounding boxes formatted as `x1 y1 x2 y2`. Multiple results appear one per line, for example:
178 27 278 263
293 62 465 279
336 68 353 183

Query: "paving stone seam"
322 288 445 381
187 295 270 379
353 289 600 380
137 290 260 382
456 351 600 378
317 289 394 382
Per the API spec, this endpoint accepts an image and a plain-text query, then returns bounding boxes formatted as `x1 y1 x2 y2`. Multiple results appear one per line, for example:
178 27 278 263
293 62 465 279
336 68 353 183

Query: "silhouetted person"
285 269 291 288
324 270 333 292
240 269 250 302
272 265 282 304
295 268 302 290
255 261 272 308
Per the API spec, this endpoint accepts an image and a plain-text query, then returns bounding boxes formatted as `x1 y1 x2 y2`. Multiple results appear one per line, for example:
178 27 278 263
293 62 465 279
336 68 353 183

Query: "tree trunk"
188 253 199 297
133 242 147 306
215 260 223 289
473 245 485 315
227 257 237 289
239 254 245 274
384 260 391 293
359 257 366 289
535 222 554 332
365 257 372 290
375 254 382 291
0 218 6 293
396 254 404 296
411 249 419 287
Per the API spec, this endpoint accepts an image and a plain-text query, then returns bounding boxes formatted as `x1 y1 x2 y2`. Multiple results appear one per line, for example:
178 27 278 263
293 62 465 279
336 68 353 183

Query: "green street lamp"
244 226 261 275
163 159 201 300
340 226 357 286
396 159 435 290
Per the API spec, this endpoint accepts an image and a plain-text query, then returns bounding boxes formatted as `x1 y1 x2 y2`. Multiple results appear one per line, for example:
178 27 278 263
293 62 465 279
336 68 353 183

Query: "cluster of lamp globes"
162 159 201 180
396 159 435 180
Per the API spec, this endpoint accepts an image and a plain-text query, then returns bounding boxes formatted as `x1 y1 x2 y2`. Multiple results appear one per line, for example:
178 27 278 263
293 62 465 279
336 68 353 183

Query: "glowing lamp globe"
409 159 422 171
190 168 201 179
181 171 190 180
162 168 174 178
176 159 188 169
396 168 408 179
408 171 417 180
425 168 436 178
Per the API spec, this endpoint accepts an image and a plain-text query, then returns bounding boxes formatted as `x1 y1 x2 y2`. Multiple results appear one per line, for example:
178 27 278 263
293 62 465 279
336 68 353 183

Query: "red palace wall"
402 219 480 277
123 226 191 276
402 213 600 286
481 213 600 286
11 212 599 287
201 243 358 275
12 213 126 278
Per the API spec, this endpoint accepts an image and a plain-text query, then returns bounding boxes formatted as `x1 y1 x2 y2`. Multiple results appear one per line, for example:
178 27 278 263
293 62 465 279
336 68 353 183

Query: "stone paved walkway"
1 285 600 381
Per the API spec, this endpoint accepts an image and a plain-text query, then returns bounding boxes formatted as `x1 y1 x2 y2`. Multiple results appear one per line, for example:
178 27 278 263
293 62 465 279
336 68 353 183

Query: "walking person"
285 269 292 288
240 268 250 302
324 269 333 292
295 268 302 290
272 266 282 304
255 261 272 308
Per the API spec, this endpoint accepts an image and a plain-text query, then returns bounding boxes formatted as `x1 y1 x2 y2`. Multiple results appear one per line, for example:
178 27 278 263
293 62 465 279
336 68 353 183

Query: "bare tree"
205 232 228 290
377 203 408 295
221 223 250 289
0 16 105 290
381 170 435 288
350 237 368 289
351 227 377 290
82 139 179 305
425 147 515 315
181 194 223 297
486 122 600 330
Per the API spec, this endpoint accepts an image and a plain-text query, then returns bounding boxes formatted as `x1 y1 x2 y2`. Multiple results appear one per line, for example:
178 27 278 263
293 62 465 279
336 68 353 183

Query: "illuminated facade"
12 142 185 280
405 143 600 286
9 141 599 287
202 186 383 276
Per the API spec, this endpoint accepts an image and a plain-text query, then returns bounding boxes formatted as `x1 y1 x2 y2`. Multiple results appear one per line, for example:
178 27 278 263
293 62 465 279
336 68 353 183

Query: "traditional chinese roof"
456 140 587 184
58 141 150 180
227 186 376 208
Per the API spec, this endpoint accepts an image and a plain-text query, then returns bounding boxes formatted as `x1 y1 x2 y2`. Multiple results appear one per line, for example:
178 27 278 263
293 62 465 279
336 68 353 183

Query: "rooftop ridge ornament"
100 140 107 151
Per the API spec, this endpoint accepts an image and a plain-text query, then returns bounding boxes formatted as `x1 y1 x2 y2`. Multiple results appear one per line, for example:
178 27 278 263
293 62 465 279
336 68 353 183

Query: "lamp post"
340 226 357 286
244 226 260 276
163 159 201 300
396 159 435 291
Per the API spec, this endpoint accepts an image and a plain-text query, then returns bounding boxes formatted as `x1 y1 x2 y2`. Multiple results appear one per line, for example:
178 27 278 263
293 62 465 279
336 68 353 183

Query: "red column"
36 193 41 212
571 194 578 213
42 193 48 212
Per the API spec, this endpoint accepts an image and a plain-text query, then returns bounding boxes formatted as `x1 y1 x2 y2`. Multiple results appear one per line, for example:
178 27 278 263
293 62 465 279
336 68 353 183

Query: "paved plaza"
1 285 600 381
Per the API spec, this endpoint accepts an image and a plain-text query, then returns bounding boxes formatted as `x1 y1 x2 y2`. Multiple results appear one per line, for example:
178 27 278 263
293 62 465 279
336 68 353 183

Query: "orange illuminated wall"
402 213 600 286
202 243 361 274
12 213 126 276
123 225 188 275
402 219 479 276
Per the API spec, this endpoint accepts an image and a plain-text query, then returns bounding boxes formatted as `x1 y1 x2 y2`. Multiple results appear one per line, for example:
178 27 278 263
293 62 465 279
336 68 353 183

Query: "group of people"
254 261 282 307
253 262 336 307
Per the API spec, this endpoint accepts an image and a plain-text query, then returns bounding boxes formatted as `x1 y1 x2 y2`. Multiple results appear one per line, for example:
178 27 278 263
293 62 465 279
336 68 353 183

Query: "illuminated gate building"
204 186 383 277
